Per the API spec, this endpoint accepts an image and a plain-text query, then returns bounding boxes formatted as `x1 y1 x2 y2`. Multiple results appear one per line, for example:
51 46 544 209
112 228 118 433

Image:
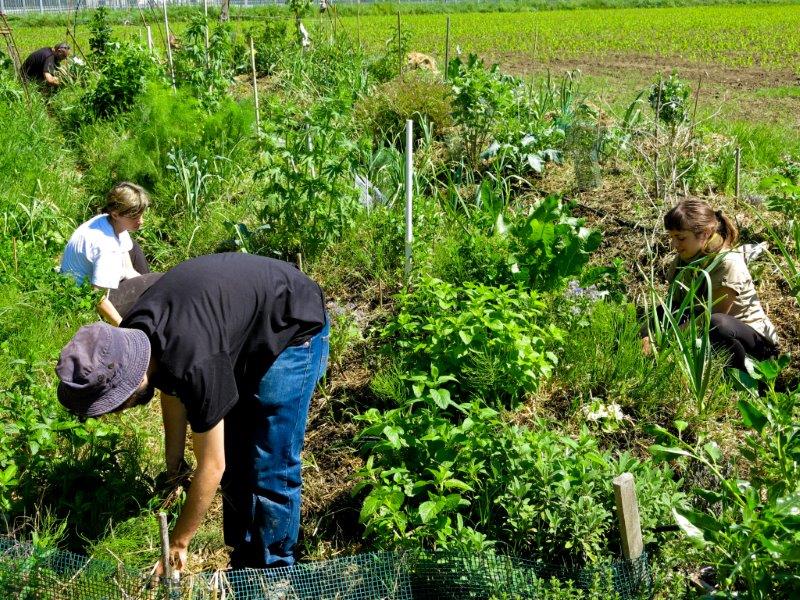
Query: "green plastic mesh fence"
0 537 652 599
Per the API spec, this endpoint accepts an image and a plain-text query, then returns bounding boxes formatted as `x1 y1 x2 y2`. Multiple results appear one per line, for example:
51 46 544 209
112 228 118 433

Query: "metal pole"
404 119 413 281
443 15 450 82
163 0 176 90
250 36 260 132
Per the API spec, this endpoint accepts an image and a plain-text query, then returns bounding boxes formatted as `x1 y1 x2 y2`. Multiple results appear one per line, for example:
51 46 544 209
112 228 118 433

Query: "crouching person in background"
642 198 779 372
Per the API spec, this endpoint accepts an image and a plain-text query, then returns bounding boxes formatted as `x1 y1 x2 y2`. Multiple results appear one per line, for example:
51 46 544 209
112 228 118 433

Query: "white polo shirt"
60 214 138 289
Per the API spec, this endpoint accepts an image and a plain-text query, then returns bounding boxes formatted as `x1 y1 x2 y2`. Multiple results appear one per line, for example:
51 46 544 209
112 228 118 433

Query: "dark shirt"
21 47 59 81
121 253 326 433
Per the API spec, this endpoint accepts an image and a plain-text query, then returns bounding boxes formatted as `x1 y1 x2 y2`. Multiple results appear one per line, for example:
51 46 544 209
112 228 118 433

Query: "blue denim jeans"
223 320 329 569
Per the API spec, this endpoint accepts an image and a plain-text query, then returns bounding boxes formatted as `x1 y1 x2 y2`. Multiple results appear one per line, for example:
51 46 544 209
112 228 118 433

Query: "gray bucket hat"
56 323 151 417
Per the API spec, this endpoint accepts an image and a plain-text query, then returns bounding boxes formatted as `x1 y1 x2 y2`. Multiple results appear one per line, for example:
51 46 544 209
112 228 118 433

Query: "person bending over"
21 42 71 86
642 199 779 371
61 182 157 325
55 253 330 574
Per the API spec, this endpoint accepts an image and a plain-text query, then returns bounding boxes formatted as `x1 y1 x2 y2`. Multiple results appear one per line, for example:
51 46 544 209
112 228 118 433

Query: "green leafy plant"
648 72 690 126
382 276 561 404
651 357 800 598
448 54 517 169
88 6 112 59
509 195 602 292
88 41 157 119
174 16 235 110
356 401 682 565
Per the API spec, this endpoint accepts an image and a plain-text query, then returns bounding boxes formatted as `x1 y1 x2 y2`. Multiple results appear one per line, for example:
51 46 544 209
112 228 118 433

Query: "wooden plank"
613 472 644 561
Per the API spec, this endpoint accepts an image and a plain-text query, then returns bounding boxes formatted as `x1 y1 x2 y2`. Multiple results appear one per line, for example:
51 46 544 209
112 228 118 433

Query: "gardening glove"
155 458 192 495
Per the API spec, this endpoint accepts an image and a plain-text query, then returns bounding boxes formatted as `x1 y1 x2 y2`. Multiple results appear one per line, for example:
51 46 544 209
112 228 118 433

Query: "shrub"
356 70 452 147
88 41 157 119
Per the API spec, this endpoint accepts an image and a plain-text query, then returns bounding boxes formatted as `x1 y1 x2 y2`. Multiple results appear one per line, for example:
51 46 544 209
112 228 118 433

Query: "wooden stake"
443 16 450 82
296 253 303 272
158 512 173 582
356 0 361 47
250 37 260 132
735 147 742 200
613 473 644 561
146 25 153 53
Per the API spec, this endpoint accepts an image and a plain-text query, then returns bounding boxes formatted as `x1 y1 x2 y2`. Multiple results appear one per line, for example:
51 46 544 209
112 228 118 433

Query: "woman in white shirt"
61 182 153 326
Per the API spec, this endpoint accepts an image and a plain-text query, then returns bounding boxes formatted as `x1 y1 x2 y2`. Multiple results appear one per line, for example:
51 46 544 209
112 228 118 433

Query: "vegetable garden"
1 1 799 598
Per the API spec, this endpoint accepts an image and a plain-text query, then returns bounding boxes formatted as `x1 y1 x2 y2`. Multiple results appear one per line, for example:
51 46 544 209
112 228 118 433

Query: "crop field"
1 2 800 598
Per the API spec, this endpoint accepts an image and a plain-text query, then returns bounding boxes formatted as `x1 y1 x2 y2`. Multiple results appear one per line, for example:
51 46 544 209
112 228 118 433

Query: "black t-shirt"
21 47 58 81
121 253 326 433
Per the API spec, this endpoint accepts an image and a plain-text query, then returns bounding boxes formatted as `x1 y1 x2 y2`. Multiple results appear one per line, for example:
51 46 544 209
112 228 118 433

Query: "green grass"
11 4 800 71
755 85 800 99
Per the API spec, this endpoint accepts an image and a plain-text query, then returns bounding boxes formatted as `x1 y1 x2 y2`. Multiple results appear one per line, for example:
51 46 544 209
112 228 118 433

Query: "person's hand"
155 459 192 495
149 545 186 588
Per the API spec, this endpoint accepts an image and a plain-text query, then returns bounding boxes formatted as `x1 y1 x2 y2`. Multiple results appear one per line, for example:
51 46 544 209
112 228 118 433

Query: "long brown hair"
664 199 738 249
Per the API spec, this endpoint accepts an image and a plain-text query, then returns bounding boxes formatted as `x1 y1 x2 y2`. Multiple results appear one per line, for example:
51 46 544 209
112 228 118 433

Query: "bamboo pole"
203 0 209 68
163 0 176 90
443 16 450 82
396 11 402 77
404 119 414 282
250 37 260 132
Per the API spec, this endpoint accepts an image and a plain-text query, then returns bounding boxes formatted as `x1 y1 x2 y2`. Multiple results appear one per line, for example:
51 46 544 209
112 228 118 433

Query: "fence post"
404 119 413 282
613 473 644 561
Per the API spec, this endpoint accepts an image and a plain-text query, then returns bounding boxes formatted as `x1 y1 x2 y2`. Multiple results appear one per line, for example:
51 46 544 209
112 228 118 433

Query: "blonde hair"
664 199 738 249
103 182 150 218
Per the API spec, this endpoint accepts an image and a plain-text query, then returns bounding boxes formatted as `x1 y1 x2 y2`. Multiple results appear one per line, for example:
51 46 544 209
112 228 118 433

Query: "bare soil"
490 52 800 131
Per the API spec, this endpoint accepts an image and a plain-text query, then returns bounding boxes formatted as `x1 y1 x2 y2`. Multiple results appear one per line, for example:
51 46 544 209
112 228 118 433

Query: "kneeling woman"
643 199 779 371
61 182 158 325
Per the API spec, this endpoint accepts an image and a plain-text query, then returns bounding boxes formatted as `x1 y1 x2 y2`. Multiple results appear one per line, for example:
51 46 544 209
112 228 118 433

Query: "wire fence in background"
0 536 653 599
1 0 484 15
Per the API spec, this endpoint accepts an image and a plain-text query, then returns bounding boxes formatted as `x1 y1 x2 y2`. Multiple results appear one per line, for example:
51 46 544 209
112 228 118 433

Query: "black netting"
0 537 652 599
